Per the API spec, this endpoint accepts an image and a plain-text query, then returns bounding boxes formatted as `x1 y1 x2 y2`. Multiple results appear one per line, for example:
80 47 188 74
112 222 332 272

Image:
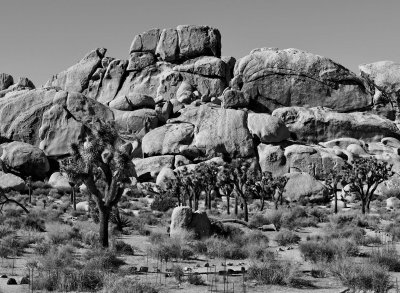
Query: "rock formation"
1 24 400 197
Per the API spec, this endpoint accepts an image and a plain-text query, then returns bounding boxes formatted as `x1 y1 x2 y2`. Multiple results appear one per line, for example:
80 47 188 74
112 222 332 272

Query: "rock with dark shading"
1 141 49 178
170 206 211 239
109 93 155 111
96 59 128 104
133 155 175 179
45 48 106 93
127 52 155 72
0 172 25 191
0 73 13 90
156 28 179 62
247 113 290 143
273 107 400 144
142 123 194 156
221 89 249 109
177 25 221 60
48 172 71 192
169 105 254 158
233 48 372 113
283 172 328 202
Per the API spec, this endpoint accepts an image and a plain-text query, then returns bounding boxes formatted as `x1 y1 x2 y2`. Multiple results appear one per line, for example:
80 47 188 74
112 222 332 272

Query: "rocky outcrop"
0 73 13 90
133 155 175 180
0 172 25 191
283 172 328 202
0 141 49 179
142 123 194 156
39 91 114 157
273 107 400 144
247 113 290 143
48 172 72 192
233 48 372 113
258 143 345 179
45 48 106 93
169 105 255 158
359 61 400 120
170 206 211 239
0 89 55 145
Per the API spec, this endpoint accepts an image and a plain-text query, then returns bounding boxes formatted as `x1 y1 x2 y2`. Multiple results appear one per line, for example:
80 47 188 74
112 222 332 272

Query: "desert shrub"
249 213 271 228
23 213 46 232
112 240 134 255
139 211 159 226
84 248 125 272
0 235 30 256
370 246 400 272
327 226 365 244
172 265 184 283
262 209 284 230
37 245 78 271
187 273 205 285
384 222 400 240
329 213 356 228
150 194 177 212
300 239 359 263
361 235 382 246
34 240 52 255
149 231 167 244
0 225 14 238
103 275 158 293
82 231 99 247
148 236 194 261
275 230 301 246
204 236 248 260
247 260 298 285
329 260 393 293
48 225 75 245
247 243 275 261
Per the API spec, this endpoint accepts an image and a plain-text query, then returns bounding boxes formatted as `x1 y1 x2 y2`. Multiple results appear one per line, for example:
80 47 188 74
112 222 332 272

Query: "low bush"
370 246 400 272
187 273 205 285
112 240 134 255
299 239 359 263
329 259 393 293
150 194 177 212
0 225 14 238
247 260 298 285
275 230 301 246
103 275 159 293
84 248 125 272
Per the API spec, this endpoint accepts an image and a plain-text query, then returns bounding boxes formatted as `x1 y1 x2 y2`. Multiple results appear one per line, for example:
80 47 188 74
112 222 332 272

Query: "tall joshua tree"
60 120 136 247
195 162 220 210
343 157 393 214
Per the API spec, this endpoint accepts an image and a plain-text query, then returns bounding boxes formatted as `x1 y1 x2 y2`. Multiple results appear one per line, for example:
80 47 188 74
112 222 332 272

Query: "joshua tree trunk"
205 193 208 209
226 193 230 215
234 196 238 215
99 208 110 248
243 199 249 222
361 200 366 215
208 192 212 210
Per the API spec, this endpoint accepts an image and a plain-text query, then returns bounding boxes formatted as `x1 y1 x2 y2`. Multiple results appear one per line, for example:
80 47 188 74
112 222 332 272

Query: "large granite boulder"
109 93 155 111
48 172 72 192
233 48 372 113
247 113 290 143
359 61 400 120
0 73 14 90
39 91 114 157
258 143 346 179
45 48 106 93
96 59 128 104
283 172 328 202
273 106 400 144
177 25 221 60
133 155 175 179
0 89 56 146
170 206 211 239
142 123 194 156
169 105 254 158
0 172 25 191
0 141 49 178
112 108 158 138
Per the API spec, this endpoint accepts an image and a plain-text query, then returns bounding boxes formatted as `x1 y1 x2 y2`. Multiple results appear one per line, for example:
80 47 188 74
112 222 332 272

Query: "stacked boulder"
2 24 400 202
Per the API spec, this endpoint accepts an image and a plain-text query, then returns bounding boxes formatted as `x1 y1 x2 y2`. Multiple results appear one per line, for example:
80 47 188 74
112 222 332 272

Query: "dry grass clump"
103 275 160 293
274 229 301 246
329 260 393 293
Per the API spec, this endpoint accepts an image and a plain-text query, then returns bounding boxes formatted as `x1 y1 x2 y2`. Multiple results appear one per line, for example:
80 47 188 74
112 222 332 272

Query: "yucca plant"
60 119 136 247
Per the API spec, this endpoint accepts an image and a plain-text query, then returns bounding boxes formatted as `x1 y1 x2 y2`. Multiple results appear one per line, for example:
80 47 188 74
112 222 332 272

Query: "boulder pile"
1 24 400 202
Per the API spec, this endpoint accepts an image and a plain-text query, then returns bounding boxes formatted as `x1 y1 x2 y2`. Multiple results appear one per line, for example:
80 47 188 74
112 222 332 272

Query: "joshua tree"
217 170 234 215
26 176 32 204
219 159 258 222
60 120 136 247
272 175 289 210
342 157 393 214
194 162 220 210
323 167 348 214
